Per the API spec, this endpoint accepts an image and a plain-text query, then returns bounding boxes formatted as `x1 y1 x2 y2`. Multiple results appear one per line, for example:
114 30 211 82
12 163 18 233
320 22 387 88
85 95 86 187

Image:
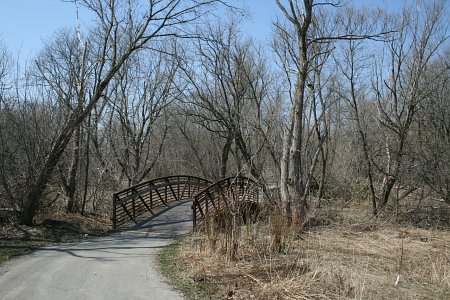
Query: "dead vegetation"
169 199 450 299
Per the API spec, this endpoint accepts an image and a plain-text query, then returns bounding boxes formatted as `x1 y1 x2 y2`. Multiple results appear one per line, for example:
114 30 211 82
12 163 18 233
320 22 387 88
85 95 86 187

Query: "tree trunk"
276 0 313 226
81 114 91 215
220 136 232 178
19 119 77 225
379 175 396 211
362 137 378 216
289 110 304 222
280 111 295 221
291 60 309 224
67 125 81 213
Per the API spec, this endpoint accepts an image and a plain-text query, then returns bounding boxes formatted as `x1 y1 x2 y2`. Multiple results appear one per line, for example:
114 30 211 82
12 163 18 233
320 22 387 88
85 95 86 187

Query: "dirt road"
0 201 193 300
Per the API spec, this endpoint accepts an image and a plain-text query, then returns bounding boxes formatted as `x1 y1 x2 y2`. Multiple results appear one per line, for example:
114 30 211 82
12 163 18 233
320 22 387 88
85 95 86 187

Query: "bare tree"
332 7 382 215
0 71 63 215
34 29 90 213
373 0 448 212
106 49 178 186
172 113 224 180
179 19 277 182
11 0 230 225
274 0 394 225
416 50 450 204
274 0 314 224
0 39 13 208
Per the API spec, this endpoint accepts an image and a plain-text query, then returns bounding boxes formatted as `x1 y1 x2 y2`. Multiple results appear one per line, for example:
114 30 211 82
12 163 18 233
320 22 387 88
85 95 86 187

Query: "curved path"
0 201 192 300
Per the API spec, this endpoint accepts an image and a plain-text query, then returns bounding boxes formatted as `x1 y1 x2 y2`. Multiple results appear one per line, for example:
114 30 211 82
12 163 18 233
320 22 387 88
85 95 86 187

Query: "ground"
0 201 193 300
1 199 448 299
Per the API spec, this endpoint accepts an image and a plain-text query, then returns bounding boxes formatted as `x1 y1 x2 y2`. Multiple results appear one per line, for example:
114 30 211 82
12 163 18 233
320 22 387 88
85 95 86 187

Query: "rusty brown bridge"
112 175 260 229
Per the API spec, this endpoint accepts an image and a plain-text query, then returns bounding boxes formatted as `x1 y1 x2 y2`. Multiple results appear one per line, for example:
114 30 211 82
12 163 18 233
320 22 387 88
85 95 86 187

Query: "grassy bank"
158 236 213 300
0 213 110 264
159 200 449 299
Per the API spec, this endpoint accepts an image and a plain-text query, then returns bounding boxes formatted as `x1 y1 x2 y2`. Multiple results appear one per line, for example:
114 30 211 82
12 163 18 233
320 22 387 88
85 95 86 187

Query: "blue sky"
0 0 409 61
0 0 85 58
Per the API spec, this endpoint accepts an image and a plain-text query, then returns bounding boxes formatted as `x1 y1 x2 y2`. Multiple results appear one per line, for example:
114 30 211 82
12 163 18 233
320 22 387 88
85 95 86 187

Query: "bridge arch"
112 175 209 228
192 177 260 229
112 175 260 229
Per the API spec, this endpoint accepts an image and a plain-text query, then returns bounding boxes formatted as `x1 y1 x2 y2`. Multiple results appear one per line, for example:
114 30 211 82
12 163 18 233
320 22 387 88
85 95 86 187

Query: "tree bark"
67 125 81 213
81 114 91 215
220 136 233 178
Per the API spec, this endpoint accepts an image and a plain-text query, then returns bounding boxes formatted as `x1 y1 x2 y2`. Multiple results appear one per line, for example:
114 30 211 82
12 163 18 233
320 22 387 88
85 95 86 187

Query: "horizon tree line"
0 0 448 226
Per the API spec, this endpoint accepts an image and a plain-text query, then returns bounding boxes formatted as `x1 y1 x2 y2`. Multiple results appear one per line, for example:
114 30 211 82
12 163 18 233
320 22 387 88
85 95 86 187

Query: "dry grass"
174 218 449 299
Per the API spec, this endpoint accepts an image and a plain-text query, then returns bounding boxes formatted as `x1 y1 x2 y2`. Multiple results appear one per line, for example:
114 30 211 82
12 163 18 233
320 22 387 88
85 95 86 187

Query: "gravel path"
0 200 193 300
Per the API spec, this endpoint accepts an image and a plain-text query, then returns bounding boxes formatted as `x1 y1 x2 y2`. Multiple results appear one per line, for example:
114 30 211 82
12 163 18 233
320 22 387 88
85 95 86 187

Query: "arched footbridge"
112 175 260 229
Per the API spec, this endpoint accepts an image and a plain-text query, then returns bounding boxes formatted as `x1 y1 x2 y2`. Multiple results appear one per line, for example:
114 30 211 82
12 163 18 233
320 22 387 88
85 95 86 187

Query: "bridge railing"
112 175 209 228
192 176 260 229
